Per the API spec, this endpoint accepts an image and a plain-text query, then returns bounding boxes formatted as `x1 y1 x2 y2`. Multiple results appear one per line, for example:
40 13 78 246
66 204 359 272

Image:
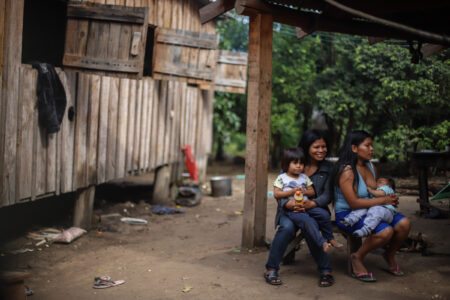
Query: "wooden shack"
0 0 248 228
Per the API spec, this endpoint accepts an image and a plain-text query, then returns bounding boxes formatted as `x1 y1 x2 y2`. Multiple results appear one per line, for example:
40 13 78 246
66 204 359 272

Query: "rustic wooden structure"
199 0 450 247
0 0 249 223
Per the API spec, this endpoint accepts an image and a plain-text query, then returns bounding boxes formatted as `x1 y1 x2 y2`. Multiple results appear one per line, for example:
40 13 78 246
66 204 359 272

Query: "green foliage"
215 17 450 163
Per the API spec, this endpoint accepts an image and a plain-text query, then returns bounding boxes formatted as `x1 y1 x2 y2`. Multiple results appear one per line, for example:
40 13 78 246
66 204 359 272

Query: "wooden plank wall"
0 0 215 207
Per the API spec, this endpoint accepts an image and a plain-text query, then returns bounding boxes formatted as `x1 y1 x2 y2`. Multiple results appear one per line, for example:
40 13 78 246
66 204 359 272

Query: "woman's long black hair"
334 130 373 189
298 129 329 165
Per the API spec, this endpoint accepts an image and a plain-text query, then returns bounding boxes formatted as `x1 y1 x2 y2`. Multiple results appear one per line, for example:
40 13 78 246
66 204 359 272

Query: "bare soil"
1 163 450 300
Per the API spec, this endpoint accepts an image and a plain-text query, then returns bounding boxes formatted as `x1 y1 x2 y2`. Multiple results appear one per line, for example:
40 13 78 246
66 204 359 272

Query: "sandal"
93 276 125 289
264 270 282 285
318 273 334 287
382 253 405 276
386 265 405 276
351 272 377 282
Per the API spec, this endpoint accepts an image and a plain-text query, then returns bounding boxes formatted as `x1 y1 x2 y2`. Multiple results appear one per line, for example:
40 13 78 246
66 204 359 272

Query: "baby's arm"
368 187 386 197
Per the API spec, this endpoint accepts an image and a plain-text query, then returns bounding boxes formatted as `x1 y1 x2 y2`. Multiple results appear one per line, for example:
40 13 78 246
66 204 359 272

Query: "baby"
341 177 397 237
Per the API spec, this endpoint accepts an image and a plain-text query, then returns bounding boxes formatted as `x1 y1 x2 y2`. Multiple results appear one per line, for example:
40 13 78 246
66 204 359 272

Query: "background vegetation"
213 13 450 167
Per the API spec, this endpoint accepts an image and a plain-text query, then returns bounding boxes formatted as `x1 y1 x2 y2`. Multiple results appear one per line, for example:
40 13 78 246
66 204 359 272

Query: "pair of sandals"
264 270 334 287
351 254 404 283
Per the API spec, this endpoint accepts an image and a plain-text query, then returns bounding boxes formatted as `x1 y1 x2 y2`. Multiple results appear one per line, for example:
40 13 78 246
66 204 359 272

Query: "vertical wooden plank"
163 81 173 164
156 81 167 166
76 18 89 57
133 79 143 170
60 71 77 193
126 79 136 173
163 0 172 28
195 87 204 157
149 80 159 169
145 0 154 25
107 0 121 60
144 79 154 169
190 88 198 153
1 0 23 205
171 81 178 165
97 76 110 184
139 80 150 170
87 75 100 185
16 67 34 200
116 78 129 178
106 77 119 181
33 119 47 197
0 0 6 73
157 0 164 27
46 129 57 194
139 78 148 170
73 74 89 189
242 14 273 248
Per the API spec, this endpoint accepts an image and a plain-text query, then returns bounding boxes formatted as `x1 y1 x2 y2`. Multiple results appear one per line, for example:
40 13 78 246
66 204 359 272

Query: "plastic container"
210 176 232 197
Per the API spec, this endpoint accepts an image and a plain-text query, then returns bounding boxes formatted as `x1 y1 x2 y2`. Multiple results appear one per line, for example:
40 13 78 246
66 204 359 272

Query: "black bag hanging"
31 62 67 134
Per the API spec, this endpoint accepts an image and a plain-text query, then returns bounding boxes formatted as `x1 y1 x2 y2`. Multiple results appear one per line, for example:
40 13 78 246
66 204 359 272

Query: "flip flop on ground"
93 276 125 289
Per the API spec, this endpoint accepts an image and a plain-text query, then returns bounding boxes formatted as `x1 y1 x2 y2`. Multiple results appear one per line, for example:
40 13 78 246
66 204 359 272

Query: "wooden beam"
242 13 273 249
67 3 146 24
199 0 235 24
73 186 96 230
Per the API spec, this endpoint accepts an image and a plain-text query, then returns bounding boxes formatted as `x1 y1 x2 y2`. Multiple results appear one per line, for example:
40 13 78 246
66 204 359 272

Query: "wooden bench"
0 271 31 300
282 224 362 275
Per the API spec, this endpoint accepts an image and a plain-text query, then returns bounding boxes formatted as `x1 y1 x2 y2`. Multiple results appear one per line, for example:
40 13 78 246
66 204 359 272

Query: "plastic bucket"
210 176 232 197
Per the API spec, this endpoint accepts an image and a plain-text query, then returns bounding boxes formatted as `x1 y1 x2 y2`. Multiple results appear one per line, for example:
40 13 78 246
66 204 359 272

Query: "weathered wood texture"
63 2 149 76
242 14 273 248
152 27 219 87
215 50 248 94
0 0 216 207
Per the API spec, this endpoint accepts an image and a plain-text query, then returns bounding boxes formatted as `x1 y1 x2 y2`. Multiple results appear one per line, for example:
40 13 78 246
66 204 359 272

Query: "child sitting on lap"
274 147 340 253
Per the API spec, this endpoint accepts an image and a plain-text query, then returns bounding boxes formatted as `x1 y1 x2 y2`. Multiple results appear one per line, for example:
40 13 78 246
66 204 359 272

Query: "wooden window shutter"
152 28 218 88
63 1 148 77
214 50 248 94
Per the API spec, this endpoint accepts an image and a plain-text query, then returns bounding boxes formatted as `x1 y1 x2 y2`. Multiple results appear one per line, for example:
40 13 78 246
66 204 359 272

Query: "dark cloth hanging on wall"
31 62 67 134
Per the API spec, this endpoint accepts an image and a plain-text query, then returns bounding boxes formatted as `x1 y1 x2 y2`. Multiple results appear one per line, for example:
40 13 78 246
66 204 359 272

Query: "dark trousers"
265 212 332 274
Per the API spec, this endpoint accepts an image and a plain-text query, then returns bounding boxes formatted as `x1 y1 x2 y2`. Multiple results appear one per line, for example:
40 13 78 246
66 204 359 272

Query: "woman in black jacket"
264 129 337 287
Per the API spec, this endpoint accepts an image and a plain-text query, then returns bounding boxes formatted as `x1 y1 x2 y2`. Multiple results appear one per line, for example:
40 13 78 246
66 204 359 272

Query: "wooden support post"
152 164 172 205
418 166 429 213
73 186 95 230
241 13 273 249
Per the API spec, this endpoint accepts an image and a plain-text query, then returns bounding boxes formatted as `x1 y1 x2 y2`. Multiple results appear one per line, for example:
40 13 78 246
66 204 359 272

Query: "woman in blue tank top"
334 130 411 282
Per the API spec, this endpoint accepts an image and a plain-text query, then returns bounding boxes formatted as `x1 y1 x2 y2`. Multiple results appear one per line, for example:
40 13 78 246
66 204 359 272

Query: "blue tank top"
334 162 375 213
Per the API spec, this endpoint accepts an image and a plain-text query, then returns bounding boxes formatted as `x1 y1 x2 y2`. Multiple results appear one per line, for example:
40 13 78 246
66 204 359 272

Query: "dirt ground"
1 163 450 300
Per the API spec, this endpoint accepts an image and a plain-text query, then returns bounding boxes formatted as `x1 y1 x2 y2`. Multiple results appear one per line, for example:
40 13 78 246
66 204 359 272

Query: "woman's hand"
383 194 399 206
303 200 317 210
285 199 305 212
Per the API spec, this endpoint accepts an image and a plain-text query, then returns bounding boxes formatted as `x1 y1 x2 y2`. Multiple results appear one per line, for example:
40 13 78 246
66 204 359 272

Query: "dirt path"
2 165 450 299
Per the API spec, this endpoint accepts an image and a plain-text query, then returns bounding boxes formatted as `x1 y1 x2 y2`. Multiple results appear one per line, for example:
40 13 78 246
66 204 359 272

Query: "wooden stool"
0 271 31 300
